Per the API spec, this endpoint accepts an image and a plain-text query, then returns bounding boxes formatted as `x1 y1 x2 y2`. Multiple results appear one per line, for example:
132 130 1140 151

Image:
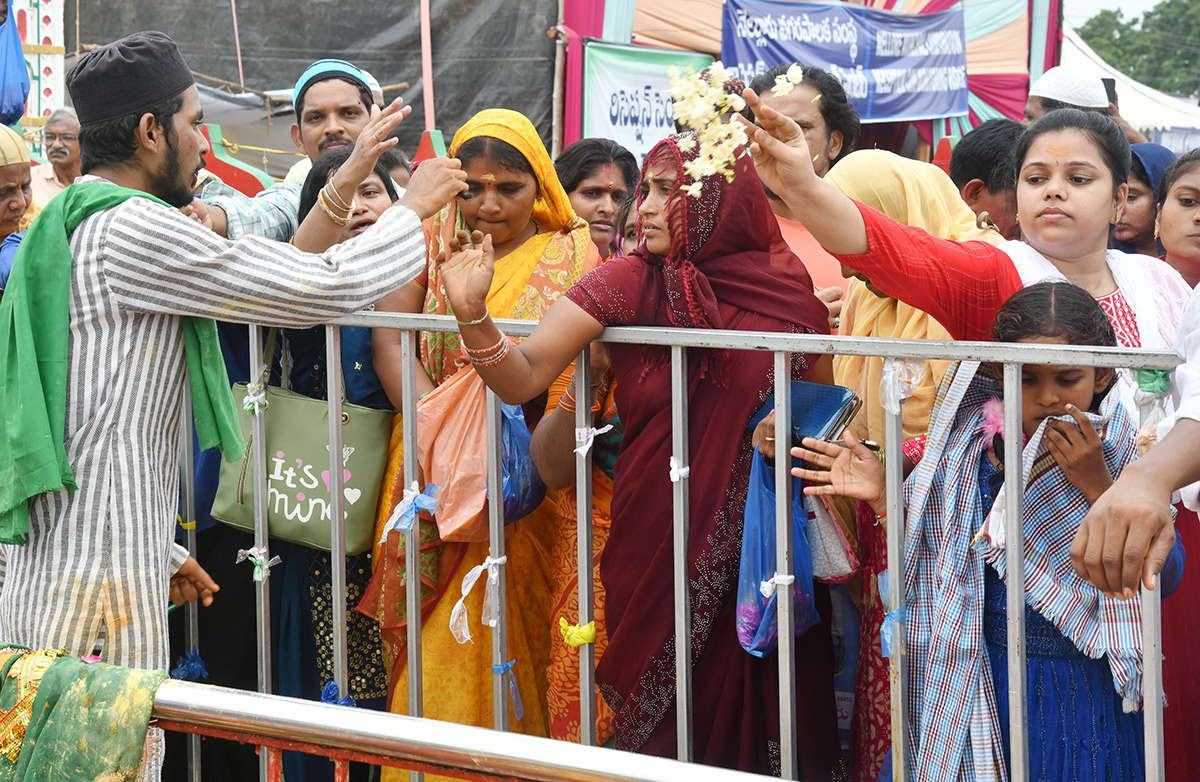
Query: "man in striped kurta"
0 32 462 691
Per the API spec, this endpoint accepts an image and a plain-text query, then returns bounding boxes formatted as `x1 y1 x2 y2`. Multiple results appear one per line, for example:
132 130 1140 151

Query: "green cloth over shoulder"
0 182 245 545
0 652 166 782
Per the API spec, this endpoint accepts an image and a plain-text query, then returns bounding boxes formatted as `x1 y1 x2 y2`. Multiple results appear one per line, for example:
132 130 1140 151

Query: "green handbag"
210 330 393 556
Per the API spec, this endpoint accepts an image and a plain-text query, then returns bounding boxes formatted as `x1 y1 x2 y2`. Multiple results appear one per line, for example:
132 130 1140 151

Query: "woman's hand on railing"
438 230 495 323
790 433 886 515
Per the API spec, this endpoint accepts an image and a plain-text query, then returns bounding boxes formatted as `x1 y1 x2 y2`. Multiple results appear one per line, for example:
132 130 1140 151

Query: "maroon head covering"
628 132 829 382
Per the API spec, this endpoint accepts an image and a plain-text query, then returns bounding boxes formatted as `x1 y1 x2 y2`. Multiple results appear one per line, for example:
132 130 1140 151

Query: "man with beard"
199 58 379 241
0 31 464 778
31 107 81 204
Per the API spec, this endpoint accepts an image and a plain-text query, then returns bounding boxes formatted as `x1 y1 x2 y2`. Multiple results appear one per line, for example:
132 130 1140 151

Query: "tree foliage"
1076 0 1200 97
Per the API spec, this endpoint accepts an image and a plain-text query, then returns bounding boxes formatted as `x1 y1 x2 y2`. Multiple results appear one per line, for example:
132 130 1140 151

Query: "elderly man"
200 58 383 241
31 106 80 204
0 33 462 780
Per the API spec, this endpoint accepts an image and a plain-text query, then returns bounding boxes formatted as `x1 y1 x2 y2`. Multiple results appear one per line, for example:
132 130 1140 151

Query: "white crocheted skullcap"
1029 66 1109 109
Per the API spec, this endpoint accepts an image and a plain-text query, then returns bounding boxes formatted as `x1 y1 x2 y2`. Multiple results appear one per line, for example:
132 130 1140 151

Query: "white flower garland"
666 62 749 198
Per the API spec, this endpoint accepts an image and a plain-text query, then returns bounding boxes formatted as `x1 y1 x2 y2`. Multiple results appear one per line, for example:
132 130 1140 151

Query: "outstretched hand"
329 98 410 199
437 229 495 322
1072 474 1175 599
790 433 886 515
170 556 219 607
738 88 820 204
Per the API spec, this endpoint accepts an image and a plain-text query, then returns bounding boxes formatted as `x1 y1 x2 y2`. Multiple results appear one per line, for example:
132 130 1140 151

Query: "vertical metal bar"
333 759 350 782
1002 362 1029 782
400 330 424 782
266 747 283 782
179 383 202 782
669 345 693 762
1142 584 1165 782
486 388 509 730
884 396 908 782
772 352 799 779
574 351 597 746
248 325 272 782
325 326 349 696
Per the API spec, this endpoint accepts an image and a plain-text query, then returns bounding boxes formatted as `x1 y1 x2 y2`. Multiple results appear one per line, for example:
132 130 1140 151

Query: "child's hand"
1044 405 1112 504
791 433 886 515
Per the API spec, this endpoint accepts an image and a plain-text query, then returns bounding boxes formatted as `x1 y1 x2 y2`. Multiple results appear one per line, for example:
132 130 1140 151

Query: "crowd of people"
0 27 1198 782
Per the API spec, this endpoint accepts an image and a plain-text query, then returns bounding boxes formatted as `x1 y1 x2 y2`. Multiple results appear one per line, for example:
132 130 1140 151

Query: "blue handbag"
746 380 860 446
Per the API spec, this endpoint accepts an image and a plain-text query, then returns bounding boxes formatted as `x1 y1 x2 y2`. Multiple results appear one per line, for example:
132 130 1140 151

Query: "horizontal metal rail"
326 311 1181 370
153 680 776 782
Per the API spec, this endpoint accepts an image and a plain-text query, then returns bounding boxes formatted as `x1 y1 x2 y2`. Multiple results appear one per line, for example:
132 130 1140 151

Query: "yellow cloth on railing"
558 618 596 647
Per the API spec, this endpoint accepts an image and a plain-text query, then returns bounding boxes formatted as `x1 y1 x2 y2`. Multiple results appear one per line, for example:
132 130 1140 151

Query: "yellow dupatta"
420 109 596 383
826 149 1004 446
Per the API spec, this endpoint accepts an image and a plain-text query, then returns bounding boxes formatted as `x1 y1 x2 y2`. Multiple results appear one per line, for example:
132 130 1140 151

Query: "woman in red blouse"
739 99 1191 372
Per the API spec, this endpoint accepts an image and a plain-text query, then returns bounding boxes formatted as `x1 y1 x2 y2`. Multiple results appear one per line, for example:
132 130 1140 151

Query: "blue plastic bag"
500 403 546 524
735 447 819 657
0 3 28 127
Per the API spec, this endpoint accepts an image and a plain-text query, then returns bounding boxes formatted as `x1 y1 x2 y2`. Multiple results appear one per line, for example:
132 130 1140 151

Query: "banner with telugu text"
582 40 713 161
721 0 968 123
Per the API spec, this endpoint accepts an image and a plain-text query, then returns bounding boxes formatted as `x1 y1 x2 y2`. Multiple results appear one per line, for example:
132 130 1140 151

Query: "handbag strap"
261 325 351 403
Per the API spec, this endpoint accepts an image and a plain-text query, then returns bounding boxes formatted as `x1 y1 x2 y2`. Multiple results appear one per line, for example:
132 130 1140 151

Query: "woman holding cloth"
360 109 598 763
436 133 843 777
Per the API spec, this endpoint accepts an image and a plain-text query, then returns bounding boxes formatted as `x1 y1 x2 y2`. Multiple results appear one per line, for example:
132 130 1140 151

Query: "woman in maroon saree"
438 133 844 778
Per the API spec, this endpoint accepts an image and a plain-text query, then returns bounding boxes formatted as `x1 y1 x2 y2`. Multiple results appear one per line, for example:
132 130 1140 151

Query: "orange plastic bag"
417 366 491 542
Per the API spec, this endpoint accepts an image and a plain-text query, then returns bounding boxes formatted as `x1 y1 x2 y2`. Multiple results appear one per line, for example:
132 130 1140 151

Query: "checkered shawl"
901 361 1142 782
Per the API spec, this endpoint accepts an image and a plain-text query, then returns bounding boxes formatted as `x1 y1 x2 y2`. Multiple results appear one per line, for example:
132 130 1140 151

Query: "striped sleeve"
97 198 425 327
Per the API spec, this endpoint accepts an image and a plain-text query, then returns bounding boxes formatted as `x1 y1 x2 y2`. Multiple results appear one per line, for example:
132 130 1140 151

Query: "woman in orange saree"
359 110 598 777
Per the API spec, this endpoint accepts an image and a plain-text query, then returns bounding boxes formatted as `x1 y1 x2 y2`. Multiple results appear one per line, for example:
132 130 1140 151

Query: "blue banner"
721 0 968 123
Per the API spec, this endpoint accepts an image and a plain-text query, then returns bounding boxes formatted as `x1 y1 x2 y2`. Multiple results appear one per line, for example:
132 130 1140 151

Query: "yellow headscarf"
826 149 1004 448
0 125 29 166
448 108 576 233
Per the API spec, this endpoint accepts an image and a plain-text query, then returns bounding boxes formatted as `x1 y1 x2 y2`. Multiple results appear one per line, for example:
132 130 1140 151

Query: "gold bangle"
324 180 352 212
317 189 351 226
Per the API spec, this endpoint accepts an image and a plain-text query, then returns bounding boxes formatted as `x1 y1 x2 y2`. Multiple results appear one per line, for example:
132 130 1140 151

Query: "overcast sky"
1062 0 1162 29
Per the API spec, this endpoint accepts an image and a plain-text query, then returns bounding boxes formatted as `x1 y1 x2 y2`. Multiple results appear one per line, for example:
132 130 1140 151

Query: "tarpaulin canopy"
66 0 559 154
1060 24 1200 135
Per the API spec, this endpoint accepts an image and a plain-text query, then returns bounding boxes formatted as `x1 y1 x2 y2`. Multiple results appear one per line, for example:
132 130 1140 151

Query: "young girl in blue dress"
794 281 1185 782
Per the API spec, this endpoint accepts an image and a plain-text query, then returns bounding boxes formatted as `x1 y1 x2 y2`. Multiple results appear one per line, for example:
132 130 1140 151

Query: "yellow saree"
363 110 597 780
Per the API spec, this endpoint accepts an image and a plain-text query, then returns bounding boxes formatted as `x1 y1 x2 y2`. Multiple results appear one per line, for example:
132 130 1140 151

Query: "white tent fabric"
1061 24 1200 133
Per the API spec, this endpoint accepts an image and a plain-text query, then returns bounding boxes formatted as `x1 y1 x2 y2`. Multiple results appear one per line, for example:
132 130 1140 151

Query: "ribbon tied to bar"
236 546 281 582
573 424 614 457
450 555 507 644
491 659 525 721
879 358 927 415
759 572 795 599
170 648 209 682
242 381 267 415
378 482 440 543
880 606 906 659
558 617 596 647
669 456 690 483
321 680 357 707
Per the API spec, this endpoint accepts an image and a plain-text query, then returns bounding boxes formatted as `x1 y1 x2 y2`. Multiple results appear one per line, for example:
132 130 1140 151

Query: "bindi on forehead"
1045 145 1070 157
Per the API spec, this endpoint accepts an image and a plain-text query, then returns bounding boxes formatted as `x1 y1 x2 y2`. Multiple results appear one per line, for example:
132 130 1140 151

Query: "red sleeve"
565 256 646 327
832 202 1024 342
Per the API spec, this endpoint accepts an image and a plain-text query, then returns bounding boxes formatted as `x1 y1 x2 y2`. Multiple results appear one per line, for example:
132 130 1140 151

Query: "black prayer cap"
67 31 195 126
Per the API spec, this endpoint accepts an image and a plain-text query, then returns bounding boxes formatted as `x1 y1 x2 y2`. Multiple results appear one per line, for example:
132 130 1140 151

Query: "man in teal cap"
199 58 386 242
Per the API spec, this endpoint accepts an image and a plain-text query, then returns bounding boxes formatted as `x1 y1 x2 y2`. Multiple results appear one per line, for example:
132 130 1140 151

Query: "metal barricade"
169 313 1177 781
